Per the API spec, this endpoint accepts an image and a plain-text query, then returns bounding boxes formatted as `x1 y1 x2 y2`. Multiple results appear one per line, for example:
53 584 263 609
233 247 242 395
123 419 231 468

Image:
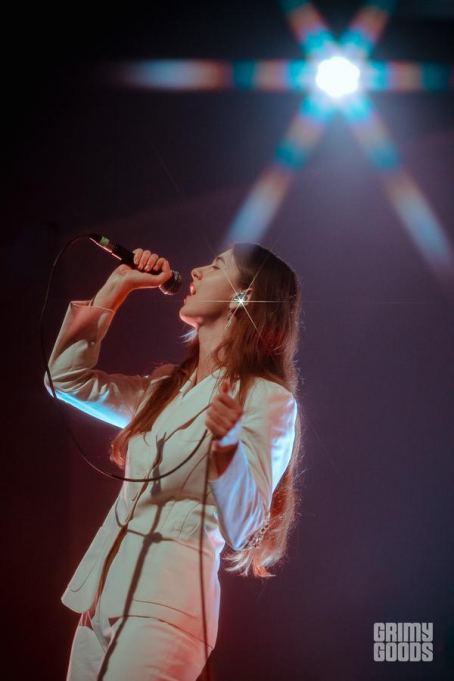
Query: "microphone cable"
41 233 215 679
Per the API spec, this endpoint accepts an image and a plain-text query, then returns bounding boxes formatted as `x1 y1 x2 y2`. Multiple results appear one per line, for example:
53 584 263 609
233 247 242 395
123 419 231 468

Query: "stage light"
315 56 360 98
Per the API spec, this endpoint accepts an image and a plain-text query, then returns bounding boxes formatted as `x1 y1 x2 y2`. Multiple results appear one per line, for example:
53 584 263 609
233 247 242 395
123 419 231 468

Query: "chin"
179 309 197 327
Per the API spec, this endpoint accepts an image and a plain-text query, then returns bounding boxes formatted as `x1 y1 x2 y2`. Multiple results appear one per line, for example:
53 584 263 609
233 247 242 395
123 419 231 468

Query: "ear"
229 286 254 311
242 286 253 304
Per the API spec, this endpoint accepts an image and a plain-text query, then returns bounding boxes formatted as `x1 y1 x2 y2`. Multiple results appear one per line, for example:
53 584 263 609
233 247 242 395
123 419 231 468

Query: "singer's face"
179 248 240 329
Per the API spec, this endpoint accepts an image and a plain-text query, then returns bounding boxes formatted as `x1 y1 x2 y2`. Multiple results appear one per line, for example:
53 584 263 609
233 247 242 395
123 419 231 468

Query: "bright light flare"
315 56 360 98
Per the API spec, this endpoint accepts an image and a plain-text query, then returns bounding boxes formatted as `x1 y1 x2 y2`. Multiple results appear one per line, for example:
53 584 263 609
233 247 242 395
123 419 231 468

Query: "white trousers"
66 601 213 681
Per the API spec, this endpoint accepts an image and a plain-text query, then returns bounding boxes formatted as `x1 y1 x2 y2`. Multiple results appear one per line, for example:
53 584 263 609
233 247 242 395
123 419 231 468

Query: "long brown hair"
111 242 306 578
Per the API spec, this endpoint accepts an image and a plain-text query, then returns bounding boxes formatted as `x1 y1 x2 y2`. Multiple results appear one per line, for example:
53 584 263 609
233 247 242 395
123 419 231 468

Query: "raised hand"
110 248 174 291
206 379 243 452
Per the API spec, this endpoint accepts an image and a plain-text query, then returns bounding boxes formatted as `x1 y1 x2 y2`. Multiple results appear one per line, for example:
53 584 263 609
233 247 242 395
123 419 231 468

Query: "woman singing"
45 241 303 680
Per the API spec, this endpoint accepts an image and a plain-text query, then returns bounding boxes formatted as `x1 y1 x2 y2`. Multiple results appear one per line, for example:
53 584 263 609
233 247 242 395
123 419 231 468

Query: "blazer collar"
179 367 223 398
158 368 226 441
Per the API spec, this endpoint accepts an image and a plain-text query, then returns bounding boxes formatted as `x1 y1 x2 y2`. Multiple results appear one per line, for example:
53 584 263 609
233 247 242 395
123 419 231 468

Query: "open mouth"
184 283 197 302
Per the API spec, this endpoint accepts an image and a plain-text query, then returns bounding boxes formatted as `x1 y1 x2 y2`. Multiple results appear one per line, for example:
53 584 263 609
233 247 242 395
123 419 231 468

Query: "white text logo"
374 622 433 662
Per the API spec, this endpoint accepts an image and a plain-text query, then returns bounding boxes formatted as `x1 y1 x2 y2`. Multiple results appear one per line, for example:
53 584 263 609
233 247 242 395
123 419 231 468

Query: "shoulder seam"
250 377 295 400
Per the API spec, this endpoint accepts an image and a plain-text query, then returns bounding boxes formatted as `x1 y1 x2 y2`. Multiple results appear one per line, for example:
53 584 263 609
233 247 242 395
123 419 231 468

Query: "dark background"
3 1 454 679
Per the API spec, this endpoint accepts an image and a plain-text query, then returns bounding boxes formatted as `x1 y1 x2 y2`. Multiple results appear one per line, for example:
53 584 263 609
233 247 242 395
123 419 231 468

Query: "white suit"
45 300 298 670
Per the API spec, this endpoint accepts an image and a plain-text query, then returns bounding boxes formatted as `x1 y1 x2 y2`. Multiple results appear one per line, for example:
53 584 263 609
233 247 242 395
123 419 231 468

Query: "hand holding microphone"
110 248 174 292
89 233 182 295
88 234 182 310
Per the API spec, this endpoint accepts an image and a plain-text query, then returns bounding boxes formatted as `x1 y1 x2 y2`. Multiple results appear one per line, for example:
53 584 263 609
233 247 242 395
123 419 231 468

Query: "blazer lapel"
156 368 236 441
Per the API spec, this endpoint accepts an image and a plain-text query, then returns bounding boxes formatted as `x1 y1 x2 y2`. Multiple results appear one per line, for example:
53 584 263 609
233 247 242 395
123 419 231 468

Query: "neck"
195 316 228 385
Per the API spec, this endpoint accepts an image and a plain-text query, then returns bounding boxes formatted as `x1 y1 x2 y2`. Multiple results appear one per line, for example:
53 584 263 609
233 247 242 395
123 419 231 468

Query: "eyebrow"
213 255 226 266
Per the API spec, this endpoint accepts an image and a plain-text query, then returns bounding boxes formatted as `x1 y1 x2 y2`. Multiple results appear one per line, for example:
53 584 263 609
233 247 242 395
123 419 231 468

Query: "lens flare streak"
107 0 454 295
363 61 454 91
113 59 319 91
223 2 453 291
280 0 337 58
225 95 332 245
341 0 398 60
342 95 454 285
113 58 453 94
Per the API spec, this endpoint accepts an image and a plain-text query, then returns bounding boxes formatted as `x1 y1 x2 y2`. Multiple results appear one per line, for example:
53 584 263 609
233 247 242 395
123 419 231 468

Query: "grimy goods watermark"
374 623 433 662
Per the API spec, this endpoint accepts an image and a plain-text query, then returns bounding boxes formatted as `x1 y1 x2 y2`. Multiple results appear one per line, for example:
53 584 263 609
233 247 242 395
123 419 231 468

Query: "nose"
191 266 202 281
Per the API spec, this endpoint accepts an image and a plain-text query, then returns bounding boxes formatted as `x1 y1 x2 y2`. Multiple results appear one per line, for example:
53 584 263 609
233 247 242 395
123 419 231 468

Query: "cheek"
220 284 235 304
208 279 232 304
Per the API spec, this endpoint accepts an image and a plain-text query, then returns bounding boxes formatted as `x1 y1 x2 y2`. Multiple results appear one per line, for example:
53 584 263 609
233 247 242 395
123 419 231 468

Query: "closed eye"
211 265 219 269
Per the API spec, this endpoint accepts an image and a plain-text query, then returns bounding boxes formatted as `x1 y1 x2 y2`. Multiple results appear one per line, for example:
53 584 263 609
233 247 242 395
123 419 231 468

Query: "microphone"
89 233 182 295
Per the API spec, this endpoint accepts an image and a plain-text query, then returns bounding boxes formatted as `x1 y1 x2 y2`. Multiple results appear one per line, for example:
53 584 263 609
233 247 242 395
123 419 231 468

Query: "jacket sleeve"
43 300 173 428
208 379 298 551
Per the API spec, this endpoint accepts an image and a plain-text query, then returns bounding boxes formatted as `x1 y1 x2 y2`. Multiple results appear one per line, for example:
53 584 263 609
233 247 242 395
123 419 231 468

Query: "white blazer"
45 300 298 648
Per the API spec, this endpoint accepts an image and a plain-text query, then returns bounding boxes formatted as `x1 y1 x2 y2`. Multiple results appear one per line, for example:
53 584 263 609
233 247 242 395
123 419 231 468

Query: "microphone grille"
160 270 183 295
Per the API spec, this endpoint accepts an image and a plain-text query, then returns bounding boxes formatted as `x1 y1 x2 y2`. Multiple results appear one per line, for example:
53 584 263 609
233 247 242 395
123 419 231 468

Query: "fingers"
205 412 231 437
206 405 243 442
207 402 238 430
213 391 243 414
211 380 242 415
132 249 170 274
152 257 168 273
134 249 158 271
161 258 171 272
206 380 243 440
